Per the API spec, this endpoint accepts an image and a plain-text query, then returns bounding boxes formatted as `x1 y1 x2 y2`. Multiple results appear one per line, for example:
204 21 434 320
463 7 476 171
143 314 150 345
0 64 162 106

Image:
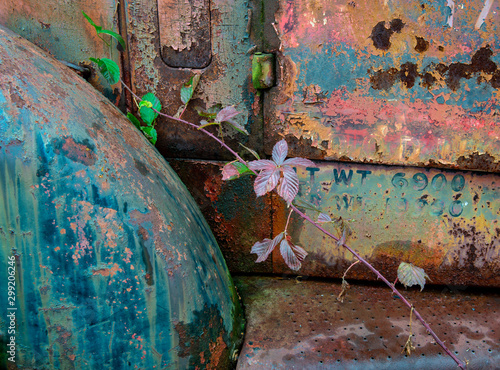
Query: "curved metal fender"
0 25 244 369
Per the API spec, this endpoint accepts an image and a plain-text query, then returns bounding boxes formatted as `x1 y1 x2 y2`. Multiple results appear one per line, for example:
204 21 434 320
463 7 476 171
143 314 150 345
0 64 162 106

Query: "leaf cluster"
83 11 123 86
127 93 162 145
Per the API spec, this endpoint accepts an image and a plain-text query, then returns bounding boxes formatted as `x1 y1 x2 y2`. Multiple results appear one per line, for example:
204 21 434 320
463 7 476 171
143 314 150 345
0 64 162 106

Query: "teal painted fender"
0 25 244 369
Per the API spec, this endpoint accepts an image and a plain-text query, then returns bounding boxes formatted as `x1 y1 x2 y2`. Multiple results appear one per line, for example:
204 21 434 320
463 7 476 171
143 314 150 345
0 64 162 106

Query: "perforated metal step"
234 276 499 369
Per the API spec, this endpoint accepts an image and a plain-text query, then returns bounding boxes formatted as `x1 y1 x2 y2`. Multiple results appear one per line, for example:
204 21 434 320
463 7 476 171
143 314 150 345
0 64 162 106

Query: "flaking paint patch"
271 0 500 170
91 263 123 277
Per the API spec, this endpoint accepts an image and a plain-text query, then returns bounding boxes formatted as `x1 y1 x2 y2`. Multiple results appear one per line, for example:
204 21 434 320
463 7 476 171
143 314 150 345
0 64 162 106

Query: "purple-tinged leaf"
272 139 288 165
254 168 280 196
221 163 240 180
292 243 308 261
215 105 241 123
251 232 284 263
283 157 317 168
248 159 276 172
397 262 430 291
276 166 299 204
317 213 332 223
279 238 307 271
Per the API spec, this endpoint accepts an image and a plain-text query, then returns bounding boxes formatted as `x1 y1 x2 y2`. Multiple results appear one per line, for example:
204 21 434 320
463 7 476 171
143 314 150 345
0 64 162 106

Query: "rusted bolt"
252 53 275 89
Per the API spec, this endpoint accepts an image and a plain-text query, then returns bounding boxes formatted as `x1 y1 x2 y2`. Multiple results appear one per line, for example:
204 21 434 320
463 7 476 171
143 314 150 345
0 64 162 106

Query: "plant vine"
83 12 467 369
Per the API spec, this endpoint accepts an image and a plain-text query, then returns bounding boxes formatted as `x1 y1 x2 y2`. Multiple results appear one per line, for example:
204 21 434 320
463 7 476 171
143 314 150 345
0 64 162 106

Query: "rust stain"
206 335 227 369
368 46 500 91
52 136 97 166
92 263 122 277
270 0 500 171
372 240 445 267
457 152 500 171
369 19 405 50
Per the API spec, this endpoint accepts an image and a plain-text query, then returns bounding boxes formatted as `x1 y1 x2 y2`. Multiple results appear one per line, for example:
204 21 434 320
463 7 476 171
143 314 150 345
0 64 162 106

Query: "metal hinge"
252 53 275 89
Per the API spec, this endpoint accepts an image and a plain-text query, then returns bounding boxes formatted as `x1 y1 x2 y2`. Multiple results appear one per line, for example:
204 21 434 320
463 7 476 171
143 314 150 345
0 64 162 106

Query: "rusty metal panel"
126 0 263 160
169 159 274 274
271 162 500 287
235 276 500 369
0 25 244 368
0 0 123 102
266 0 500 171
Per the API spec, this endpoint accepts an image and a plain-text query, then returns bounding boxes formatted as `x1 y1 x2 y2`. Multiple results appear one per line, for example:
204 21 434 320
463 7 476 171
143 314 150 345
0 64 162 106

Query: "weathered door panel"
125 0 263 160
271 162 500 286
266 0 500 172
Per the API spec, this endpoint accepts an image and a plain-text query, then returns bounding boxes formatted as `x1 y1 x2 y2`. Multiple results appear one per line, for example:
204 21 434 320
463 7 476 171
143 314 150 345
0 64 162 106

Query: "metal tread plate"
234 276 499 369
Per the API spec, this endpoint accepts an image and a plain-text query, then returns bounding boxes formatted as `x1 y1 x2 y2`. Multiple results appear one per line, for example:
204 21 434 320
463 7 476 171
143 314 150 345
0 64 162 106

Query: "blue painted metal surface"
0 25 243 369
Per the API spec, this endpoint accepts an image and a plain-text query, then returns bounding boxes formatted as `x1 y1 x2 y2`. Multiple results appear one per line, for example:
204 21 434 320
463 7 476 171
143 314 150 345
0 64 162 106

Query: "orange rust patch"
206 335 227 369
52 136 97 166
204 177 222 203
372 240 445 268
92 263 122 277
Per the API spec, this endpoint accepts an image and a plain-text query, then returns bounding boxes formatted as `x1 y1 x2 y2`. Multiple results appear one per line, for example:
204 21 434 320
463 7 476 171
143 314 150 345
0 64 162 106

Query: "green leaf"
140 126 157 145
127 112 141 129
239 143 260 159
82 11 100 30
83 11 126 50
232 162 253 175
89 57 120 84
180 74 201 105
221 162 253 180
139 93 161 126
397 262 430 291
98 29 126 51
139 100 153 109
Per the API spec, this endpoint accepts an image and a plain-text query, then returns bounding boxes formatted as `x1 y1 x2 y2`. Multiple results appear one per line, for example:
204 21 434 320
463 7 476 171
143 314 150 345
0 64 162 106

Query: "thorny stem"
291 205 466 369
180 104 188 119
119 79 466 369
284 209 293 235
120 80 247 165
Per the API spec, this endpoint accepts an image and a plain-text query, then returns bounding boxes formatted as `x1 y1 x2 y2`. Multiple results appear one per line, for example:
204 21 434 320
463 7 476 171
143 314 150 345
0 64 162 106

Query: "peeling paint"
268 0 500 171
127 0 259 160
158 0 211 68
